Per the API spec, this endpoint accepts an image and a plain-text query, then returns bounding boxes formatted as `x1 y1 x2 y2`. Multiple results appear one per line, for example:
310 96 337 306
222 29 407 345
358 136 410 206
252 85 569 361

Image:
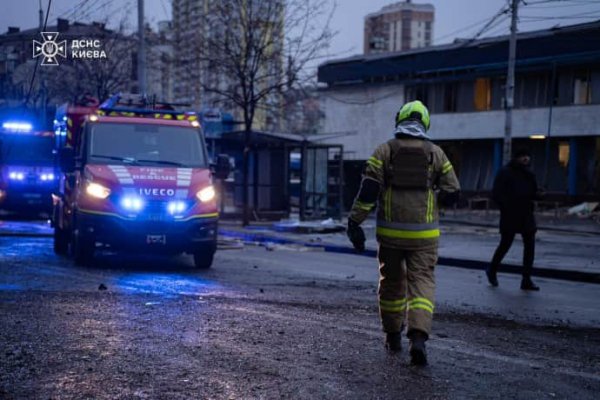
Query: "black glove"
347 219 366 253
439 190 460 207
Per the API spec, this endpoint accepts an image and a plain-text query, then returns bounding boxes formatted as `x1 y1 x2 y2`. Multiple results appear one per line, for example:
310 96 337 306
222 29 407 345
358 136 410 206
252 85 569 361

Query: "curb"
441 219 600 236
219 229 600 285
0 232 53 238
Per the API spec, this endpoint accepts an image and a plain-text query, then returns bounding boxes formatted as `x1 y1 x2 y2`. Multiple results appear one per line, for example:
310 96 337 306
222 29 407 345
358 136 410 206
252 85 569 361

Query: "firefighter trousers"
377 245 437 339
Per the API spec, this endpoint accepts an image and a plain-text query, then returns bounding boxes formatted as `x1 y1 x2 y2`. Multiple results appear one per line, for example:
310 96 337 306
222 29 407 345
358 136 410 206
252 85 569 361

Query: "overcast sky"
2 0 600 59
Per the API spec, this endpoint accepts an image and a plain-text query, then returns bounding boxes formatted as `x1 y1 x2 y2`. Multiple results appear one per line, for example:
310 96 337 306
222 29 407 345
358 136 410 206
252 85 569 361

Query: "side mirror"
213 154 231 180
59 147 75 173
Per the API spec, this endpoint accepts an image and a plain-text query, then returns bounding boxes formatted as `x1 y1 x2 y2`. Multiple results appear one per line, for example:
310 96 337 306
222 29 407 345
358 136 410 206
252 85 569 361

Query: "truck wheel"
53 226 69 255
193 244 215 269
72 227 95 266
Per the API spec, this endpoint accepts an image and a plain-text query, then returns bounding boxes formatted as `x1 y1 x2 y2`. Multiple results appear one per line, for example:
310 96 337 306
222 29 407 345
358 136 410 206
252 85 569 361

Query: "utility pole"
39 0 47 129
39 0 43 28
137 0 147 95
503 0 519 165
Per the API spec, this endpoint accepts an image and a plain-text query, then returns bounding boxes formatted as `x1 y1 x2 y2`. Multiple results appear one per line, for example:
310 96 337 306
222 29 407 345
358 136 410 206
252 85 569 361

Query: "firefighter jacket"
350 136 460 250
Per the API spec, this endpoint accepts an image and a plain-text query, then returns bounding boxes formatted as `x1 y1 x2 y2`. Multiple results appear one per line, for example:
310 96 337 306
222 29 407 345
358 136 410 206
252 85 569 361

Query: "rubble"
272 218 345 234
567 202 599 217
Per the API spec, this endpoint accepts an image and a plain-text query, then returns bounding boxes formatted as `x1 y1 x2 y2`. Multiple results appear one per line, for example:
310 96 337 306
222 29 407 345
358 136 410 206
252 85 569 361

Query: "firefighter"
346 100 460 366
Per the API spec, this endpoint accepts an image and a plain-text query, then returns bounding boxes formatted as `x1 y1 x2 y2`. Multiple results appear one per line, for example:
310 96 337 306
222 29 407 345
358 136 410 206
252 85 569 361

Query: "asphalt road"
1 234 599 399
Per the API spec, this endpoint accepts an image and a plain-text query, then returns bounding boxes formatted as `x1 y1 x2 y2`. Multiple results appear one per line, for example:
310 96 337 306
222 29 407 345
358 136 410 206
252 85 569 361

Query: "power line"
525 0 600 5
470 5 511 41
24 0 52 108
453 4 511 47
160 0 171 19
434 15 503 43
519 13 600 20
63 0 93 21
76 0 114 23
480 15 512 37
523 0 600 9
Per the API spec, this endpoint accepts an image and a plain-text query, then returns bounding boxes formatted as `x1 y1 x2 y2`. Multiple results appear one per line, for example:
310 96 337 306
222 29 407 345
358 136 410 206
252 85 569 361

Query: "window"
1 135 54 165
88 123 206 168
443 82 458 112
558 142 569 168
474 78 491 111
573 72 592 105
405 84 429 106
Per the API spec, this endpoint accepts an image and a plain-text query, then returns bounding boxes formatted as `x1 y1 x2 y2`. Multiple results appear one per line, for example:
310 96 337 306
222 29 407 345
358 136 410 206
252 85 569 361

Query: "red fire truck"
52 94 229 267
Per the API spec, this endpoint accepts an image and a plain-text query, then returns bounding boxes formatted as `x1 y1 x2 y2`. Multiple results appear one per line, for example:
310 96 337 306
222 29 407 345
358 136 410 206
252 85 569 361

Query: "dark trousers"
490 231 536 277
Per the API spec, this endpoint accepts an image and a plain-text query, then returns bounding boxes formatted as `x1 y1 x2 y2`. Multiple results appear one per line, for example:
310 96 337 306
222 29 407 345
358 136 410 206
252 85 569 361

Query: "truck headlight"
86 182 111 199
196 186 215 202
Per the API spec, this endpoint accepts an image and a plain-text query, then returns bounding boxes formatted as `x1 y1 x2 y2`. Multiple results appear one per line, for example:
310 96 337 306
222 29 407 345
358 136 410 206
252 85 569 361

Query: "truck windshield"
0 134 54 166
87 122 206 168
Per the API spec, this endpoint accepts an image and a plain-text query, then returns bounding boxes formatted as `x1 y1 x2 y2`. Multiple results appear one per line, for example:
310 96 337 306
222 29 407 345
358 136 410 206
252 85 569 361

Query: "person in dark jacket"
487 148 541 291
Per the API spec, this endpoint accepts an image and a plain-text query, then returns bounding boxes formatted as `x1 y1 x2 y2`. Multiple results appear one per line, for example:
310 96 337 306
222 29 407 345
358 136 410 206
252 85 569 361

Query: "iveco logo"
139 188 176 196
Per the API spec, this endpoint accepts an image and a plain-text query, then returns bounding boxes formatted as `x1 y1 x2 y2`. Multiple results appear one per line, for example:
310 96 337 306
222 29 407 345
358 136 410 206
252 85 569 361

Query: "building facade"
146 21 175 102
319 21 600 201
364 0 434 55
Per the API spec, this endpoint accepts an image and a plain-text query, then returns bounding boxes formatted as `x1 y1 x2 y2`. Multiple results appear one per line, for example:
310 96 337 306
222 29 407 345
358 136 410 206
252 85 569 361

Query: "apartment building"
172 0 284 130
364 0 434 54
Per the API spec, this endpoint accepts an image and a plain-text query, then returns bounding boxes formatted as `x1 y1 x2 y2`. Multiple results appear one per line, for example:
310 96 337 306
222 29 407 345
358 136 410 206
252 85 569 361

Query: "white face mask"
394 120 430 140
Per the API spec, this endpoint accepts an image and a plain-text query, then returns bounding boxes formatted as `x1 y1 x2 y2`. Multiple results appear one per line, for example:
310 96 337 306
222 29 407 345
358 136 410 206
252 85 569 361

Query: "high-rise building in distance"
364 0 434 54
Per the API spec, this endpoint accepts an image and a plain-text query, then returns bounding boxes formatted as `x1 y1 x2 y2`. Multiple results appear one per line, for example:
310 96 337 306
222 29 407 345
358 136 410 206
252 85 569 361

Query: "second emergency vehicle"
0 122 56 214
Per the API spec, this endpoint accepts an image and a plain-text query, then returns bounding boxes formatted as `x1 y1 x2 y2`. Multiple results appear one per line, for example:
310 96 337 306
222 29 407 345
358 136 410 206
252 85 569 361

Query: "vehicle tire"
72 224 95 266
53 226 70 255
193 244 215 269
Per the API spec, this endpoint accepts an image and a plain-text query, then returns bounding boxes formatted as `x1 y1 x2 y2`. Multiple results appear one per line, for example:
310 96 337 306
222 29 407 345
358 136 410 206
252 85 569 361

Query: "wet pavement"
218 217 600 279
1 231 599 399
1 218 598 277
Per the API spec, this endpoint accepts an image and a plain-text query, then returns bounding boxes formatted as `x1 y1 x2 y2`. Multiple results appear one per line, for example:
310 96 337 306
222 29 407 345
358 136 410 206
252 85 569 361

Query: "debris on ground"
567 202 599 217
272 218 345 234
98 283 107 291
262 242 323 252
217 239 245 250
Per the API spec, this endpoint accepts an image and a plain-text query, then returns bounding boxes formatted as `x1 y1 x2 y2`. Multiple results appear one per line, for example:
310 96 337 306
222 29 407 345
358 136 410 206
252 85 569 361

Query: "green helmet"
395 100 430 131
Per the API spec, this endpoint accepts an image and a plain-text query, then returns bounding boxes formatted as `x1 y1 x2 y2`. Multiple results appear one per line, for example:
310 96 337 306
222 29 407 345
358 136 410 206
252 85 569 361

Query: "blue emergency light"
2 121 33 132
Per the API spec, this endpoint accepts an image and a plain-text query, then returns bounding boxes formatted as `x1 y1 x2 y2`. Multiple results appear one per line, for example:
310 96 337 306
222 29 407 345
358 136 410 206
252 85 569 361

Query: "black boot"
521 276 540 291
385 332 402 352
408 330 428 366
486 265 499 287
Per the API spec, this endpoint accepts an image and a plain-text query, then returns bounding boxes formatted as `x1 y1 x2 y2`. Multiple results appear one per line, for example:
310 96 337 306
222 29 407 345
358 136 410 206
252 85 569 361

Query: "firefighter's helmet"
395 100 430 131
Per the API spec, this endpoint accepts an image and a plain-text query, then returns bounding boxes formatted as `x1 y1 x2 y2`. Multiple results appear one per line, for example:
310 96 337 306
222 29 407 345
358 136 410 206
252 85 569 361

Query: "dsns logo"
33 32 67 66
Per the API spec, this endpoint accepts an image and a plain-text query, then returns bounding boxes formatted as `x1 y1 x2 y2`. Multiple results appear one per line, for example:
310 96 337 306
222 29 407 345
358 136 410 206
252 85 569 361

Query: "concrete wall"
430 105 600 140
320 83 600 159
319 83 404 160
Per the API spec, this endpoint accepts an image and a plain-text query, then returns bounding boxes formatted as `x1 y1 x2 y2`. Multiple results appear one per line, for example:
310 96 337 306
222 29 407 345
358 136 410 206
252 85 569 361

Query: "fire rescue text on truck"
52 94 230 268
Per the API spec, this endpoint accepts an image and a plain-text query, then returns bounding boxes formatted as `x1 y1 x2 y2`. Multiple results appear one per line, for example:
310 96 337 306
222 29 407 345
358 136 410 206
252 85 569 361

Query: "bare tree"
192 0 335 225
11 19 137 109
